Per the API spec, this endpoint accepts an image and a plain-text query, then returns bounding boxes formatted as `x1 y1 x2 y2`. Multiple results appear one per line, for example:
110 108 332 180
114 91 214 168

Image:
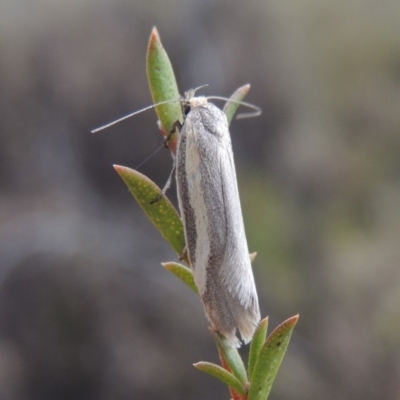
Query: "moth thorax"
187 96 208 109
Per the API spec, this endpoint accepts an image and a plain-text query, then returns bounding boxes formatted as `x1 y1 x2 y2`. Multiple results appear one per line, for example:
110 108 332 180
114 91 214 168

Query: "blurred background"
0 1 399 399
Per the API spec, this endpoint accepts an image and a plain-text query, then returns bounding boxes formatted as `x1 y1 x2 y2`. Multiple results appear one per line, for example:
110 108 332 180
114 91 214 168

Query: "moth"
175 91 261 347
92 88 261 347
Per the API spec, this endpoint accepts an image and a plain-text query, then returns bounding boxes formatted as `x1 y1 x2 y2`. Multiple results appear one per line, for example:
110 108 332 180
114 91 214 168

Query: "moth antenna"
183 84 209 101
207 96 262 119
91 98 181 134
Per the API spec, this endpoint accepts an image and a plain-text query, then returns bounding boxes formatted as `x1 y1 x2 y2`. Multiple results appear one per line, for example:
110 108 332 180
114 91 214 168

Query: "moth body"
176 96 260 347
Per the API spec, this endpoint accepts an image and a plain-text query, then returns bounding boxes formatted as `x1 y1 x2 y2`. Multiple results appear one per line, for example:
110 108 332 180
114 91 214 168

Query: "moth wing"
188 105 260 344
219 146 261 342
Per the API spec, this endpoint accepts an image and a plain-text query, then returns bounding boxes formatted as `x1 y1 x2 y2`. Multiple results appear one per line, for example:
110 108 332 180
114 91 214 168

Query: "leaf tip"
150 26 159 40
161 262 170 270
113 164 126 175
290 314 300 324
259 316 269 327
149 27 161 51
249 252 257 262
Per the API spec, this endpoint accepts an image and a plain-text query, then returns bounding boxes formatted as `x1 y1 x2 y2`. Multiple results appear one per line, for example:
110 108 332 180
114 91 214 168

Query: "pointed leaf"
250 252 257 263
223 84 251 125
162 262 198 293
194 362 247 397
114 165 185 255
146 27 183 154
248 315 299 400
212 331 248 386
248 317 269 380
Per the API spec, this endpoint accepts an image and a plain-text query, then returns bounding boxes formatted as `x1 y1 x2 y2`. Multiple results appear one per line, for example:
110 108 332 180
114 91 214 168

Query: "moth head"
183 96 208 115
182 86 209 116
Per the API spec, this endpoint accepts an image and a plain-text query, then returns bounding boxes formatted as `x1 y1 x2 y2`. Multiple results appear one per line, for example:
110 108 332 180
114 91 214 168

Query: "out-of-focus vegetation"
0 1 399 399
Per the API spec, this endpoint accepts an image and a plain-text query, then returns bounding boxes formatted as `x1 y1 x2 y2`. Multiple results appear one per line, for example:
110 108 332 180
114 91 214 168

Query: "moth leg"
164 120 182 149
150 161 176 204
150 120 182 204
179 245 188 262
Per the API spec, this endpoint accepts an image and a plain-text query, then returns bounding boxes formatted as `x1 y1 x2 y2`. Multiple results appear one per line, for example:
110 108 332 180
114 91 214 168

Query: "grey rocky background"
0 1 399 399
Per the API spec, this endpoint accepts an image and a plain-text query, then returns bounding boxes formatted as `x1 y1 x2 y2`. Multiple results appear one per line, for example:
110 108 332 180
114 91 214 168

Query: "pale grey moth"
176 93 261 347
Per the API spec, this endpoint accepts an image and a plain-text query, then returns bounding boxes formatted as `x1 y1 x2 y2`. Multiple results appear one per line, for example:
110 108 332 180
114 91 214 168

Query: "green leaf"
194 362 247 397
223 84 251 125
161 262 198 294
248 317 269 380
248 315 299 400
146 27 183 154
114 165 185 255
213 332 248 386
